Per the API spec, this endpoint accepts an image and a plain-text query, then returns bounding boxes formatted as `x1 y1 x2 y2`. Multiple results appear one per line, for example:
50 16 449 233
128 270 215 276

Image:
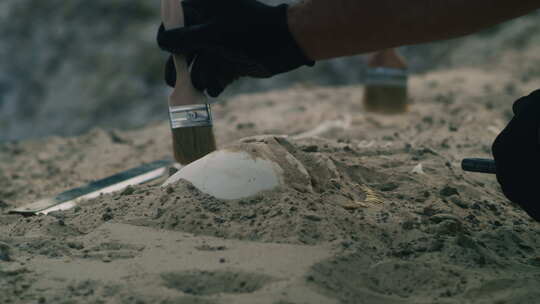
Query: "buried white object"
163 149 285 200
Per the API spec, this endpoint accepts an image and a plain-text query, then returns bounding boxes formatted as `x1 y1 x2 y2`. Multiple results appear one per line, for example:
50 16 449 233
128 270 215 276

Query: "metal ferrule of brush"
169 104 213 129
366 67 408 87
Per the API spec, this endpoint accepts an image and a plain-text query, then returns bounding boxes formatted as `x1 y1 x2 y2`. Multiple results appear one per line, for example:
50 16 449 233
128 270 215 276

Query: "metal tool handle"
461 158 496 174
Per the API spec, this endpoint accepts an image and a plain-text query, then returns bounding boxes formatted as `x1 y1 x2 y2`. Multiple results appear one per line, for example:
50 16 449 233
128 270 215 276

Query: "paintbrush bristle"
363 85 408 114
172 126 217 165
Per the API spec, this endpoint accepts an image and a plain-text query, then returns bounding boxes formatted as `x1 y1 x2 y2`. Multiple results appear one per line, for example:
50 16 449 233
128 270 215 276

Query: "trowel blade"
9 159 175 215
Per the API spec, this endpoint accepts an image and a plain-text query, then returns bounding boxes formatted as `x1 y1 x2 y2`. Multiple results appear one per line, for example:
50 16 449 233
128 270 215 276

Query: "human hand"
157 0 314 97
492 89 540 222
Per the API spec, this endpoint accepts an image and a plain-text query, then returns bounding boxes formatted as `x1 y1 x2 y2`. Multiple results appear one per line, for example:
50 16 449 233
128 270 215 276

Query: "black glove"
161 1 205 90
157 0 315 97
492 89 540 222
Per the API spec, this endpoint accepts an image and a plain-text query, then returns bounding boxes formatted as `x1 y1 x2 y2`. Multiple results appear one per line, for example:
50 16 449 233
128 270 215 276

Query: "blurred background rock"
1 0 540 142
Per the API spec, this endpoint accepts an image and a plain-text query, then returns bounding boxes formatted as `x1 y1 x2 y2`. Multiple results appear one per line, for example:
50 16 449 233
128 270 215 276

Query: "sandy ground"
2 61 540 303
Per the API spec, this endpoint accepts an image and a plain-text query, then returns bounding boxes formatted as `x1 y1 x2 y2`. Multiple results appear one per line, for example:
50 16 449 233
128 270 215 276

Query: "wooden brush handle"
368 49 408 69
161 0 206 106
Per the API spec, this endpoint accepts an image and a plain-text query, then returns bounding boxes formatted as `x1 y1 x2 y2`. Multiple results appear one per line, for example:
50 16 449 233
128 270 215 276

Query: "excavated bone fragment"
163 150 284 200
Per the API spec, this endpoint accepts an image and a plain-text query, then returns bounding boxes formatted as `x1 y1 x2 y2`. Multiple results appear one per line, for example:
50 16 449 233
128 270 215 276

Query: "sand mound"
7 135 390 246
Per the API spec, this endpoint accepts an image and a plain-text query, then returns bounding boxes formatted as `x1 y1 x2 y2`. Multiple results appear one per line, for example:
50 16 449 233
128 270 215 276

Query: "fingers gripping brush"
161 0 217 165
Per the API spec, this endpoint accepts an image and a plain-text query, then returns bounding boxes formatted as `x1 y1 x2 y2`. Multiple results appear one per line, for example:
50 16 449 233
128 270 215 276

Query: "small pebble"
302 145 319 153
450 195 469 209
380 183 399 192
440 186 459 197
0 200 10 209
168 166 179 177
411 163 425 175
303 213 322 222
0 242 12 262
102 256 112 263
102 213 114 221
121 186 135 196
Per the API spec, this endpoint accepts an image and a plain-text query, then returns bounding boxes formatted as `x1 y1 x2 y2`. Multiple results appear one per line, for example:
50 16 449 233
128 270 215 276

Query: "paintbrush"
161 0 217 165
363 48 409 114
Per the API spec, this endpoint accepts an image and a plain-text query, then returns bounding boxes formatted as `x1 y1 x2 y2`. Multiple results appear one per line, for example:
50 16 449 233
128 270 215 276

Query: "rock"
456 235 477 249
102 213 114 222
303 213 323 222
411 163 425 175
67 241 85 250
236 122 255 130
0 241 13 262
121 186 135 196
439 186 459 197
0 200 10 209
379 183 399 192
302 145 319 153
102 256 112 263
430 213 461 224
168 166 180 177
450 195 469 209
108 130 131 144
433 220 464 236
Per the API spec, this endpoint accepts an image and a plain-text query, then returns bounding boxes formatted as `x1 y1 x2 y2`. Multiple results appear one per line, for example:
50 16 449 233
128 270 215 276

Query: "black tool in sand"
461 158 496 174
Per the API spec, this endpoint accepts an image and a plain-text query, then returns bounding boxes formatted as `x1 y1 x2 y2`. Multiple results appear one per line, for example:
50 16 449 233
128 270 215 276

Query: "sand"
2 59 540 303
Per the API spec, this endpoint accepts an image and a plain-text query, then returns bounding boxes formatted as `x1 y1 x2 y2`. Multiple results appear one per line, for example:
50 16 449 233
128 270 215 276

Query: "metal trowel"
9 159 174 215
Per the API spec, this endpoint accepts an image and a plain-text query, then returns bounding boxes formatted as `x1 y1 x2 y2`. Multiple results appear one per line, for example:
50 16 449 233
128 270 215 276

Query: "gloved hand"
492 89 540 222
157 0 314 97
